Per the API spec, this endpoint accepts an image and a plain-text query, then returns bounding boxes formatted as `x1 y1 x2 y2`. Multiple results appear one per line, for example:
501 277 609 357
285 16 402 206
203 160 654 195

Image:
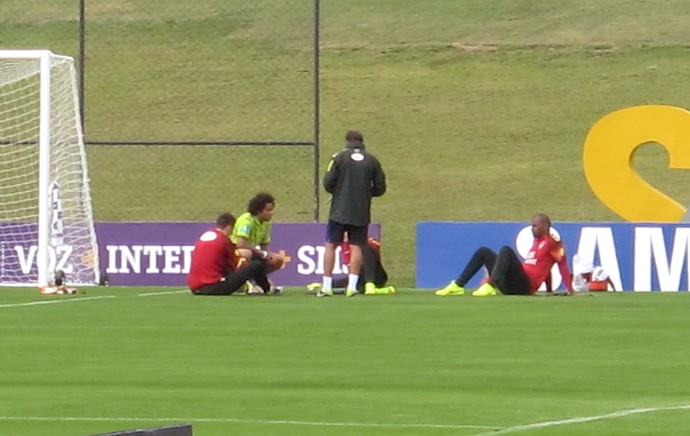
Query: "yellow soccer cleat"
364 283 396 295
434 281 465 296
376 285 396 295
247 285 265 295
316 289 333 297
345 288 359 297
306 282 322 292
472 282 497 297
364 282 376 295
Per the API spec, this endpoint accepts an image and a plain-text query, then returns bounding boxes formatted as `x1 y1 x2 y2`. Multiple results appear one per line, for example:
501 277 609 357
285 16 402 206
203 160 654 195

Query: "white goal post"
0 50 99 287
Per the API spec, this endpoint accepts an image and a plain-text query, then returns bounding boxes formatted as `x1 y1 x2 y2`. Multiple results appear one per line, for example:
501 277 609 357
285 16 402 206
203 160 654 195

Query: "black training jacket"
323 141 386 226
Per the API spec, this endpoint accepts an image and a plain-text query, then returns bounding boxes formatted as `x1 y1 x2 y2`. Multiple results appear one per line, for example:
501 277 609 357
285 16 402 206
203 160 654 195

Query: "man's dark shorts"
326 220 367 245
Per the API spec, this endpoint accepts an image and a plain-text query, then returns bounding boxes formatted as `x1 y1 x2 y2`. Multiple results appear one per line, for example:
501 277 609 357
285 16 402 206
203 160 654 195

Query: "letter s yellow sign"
583 105 690 222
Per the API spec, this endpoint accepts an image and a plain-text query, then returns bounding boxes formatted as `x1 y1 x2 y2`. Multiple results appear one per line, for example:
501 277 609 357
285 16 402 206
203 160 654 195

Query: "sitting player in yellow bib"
231 192 285 293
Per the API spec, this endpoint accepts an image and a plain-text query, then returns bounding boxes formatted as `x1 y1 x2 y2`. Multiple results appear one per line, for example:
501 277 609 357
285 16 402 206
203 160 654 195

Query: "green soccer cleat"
345 288 359 297
434 281 465 296
364 282 376 295
472 282 497 297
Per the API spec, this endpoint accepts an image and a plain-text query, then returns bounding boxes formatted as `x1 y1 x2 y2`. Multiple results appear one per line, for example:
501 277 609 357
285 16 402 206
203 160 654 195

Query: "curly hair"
247 192 275 216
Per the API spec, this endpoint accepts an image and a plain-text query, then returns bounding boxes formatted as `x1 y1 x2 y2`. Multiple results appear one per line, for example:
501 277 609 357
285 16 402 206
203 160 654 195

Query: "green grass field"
0 288 689 435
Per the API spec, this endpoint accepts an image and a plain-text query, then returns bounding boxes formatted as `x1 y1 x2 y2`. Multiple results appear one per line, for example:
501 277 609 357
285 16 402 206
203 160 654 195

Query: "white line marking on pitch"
0 416 495 430
0 296 115 309
138 290 188 297
471 403 690 435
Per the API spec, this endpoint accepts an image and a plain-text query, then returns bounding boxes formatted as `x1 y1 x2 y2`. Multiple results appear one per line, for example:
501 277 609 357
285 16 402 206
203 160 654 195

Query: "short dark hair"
216 212 235 228
247 192 275 216
345 130 363 142
533 213 551 227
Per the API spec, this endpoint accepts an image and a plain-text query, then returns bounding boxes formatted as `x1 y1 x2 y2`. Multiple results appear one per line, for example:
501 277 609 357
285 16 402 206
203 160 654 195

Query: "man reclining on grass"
435 213 574 297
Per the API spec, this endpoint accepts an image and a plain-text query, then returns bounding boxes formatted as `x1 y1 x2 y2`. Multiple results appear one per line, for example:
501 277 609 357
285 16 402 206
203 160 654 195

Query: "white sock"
347 274 359 291
322 276 333 291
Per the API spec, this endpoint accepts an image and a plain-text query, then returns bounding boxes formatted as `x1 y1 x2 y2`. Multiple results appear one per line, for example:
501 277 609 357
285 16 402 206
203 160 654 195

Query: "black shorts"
326 220 368 245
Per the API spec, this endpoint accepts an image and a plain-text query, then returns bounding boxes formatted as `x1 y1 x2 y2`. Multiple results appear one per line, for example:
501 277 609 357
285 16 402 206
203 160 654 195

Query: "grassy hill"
3 1 690 285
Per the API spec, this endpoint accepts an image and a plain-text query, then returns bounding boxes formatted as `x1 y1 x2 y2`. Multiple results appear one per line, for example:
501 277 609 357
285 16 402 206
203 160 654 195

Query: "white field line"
0 415 495 430
138 290 188 297
471 403 690 435
0 295 115 309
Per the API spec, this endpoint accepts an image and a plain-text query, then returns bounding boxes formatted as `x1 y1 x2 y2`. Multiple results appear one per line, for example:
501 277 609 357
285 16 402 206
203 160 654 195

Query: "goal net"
0 50 99 287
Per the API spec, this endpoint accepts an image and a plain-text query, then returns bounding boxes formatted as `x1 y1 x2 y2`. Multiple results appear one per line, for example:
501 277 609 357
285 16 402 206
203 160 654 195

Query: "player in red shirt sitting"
435 213 573 297
187 213 271 295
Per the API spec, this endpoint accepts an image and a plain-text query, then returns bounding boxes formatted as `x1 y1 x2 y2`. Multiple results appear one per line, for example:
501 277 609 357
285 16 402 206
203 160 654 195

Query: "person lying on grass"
435 213 573 297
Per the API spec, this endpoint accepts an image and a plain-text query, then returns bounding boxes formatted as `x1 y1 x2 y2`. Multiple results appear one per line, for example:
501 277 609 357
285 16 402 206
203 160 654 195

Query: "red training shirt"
522 234 573 294
341 237 381 265
186 228 238 290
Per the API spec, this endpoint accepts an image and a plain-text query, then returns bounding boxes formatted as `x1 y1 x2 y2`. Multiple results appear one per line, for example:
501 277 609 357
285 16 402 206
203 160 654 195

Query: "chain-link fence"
2 0 319 222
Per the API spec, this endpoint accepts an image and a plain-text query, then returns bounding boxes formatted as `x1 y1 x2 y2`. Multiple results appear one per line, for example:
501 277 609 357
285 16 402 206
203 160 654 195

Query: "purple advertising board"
97 222 380 286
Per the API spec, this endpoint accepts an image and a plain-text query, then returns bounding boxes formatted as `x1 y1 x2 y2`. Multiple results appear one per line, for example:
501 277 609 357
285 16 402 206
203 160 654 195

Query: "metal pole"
313 0 321 222
78 0 86 137
37 51 53 287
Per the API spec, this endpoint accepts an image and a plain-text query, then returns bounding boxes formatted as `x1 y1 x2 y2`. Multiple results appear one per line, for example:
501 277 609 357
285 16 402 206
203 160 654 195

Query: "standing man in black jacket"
317 130 387 297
